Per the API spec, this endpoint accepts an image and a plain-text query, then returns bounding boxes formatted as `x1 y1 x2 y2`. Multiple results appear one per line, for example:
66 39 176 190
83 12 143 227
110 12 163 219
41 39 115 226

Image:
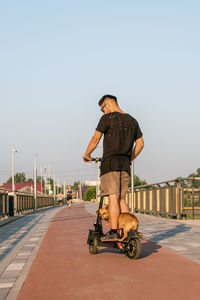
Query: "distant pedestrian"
57 191 63 206
66 185 72 208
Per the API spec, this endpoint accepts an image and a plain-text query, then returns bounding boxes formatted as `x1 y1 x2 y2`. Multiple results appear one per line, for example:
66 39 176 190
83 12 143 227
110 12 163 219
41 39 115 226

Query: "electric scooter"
87 158 142 259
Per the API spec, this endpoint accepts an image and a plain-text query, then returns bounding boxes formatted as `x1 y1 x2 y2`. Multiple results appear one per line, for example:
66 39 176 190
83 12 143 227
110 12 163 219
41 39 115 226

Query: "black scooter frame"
87 196 141 250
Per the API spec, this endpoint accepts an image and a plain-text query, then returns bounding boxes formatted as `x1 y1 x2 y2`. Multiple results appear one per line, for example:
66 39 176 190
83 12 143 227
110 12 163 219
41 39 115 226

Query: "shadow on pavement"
96 239 161 259
149 224 191 243
140 239 161 259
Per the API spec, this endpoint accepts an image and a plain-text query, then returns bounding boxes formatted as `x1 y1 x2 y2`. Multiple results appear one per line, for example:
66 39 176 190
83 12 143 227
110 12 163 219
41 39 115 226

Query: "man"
83 95 144 240
66 185 72 208
57 191 63 206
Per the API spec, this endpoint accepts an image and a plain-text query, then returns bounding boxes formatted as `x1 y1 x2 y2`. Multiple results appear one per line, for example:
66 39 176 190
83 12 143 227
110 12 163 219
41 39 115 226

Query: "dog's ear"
96 209 99 214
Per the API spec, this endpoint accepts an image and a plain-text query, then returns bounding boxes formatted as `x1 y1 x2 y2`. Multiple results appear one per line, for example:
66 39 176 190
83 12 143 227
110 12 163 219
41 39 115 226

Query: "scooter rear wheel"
127 239 141 259
89 238 98 254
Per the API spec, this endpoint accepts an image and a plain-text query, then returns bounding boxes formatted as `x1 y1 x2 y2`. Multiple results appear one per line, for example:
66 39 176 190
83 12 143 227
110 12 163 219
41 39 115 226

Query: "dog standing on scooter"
97 206 139 241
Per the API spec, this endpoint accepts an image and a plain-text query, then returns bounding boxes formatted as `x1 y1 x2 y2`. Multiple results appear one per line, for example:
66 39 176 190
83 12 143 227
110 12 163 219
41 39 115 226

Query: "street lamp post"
33 153 37 211
11 145 17 193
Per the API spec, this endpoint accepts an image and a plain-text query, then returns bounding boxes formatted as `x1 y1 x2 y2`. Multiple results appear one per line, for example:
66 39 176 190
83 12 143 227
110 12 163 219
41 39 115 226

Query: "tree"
187 168 200 188
26 178 34 183
72 181 80 190
6 172 27 184
84 186 96 201
128 174 147 188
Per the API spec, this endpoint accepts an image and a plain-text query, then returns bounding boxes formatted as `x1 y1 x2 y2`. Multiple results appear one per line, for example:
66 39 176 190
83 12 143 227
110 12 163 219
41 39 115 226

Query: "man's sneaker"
101 231 119 241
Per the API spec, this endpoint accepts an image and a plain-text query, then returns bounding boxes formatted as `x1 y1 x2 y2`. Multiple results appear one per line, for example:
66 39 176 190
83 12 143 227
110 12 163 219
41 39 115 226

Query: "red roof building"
2 183 43 194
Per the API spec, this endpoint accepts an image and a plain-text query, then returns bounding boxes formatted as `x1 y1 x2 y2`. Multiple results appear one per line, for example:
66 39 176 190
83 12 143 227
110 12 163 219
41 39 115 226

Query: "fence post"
192 182 194 219
13 193 18 215
176 182 181 219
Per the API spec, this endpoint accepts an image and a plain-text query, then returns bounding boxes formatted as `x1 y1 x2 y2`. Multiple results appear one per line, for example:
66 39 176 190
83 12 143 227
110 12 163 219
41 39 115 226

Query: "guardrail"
15 193 54 214
126 177 200 219
0 188 55 219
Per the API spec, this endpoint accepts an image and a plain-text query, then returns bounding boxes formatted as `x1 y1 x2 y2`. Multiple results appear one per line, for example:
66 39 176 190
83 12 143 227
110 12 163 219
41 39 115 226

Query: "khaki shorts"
101 171 129 199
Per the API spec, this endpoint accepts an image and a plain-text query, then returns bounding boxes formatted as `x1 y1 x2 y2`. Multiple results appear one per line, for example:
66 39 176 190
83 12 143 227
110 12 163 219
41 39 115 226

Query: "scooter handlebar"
91 157 102 162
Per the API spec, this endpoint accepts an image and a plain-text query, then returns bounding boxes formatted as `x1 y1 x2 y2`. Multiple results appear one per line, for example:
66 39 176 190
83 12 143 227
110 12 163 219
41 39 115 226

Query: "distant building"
2 183 43 194
84 181 100 187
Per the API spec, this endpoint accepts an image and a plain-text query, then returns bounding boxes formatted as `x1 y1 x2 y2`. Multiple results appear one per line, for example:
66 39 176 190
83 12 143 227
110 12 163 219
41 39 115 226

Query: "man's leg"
108 194 120 230
119 172 130 213
120 198 129 213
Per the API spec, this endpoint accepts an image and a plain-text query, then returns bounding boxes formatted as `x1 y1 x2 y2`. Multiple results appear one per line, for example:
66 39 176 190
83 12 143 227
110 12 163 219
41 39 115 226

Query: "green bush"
84 186 96 201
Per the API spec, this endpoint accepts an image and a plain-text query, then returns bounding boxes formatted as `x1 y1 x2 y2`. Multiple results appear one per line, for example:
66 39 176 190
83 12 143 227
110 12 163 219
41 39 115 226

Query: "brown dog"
97 206 139 241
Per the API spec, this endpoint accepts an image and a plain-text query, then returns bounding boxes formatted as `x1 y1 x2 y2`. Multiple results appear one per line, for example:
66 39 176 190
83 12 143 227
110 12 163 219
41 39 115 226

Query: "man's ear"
106 205 109 210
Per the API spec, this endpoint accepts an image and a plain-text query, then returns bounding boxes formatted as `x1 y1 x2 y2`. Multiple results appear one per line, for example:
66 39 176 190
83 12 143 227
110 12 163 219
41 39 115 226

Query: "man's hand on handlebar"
83 154 92 162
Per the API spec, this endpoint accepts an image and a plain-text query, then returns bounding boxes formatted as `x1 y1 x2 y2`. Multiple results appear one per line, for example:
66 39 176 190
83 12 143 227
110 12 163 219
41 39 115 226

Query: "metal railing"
14 193 55 214
0 188 55 219
0 189 10 218
126 177 200 219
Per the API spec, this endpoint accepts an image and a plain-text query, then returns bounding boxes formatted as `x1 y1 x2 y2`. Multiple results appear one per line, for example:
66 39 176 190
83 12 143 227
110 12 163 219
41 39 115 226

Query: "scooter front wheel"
89 238 98 254
127 239 141 259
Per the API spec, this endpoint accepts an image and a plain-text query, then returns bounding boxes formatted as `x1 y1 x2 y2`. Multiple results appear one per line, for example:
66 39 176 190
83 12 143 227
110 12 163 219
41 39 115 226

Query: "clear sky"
0 0 200 185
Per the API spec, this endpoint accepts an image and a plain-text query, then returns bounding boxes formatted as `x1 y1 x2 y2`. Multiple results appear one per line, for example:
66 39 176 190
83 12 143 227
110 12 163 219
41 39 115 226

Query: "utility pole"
40 166 43 193
53 173 56 206
63 180 66 205
44 165 47 194
79 181 82 201
56 177 59 195
34 153 37 211
131 160 134 213
48 165 51 194
11 145 17 193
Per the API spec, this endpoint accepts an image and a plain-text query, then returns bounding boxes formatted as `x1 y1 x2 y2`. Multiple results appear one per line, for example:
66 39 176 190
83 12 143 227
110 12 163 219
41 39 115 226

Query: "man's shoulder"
124 113 138 123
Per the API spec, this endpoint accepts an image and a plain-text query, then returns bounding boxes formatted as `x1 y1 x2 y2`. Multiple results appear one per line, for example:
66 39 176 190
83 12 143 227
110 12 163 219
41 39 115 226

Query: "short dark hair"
98 94 118 106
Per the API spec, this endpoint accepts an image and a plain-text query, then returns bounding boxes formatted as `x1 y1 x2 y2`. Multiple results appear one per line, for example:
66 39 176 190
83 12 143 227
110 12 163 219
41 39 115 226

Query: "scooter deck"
100 231 143 242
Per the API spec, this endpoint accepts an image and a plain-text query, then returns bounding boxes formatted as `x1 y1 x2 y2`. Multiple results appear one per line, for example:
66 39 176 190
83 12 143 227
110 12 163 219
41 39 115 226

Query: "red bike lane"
18 203 200 300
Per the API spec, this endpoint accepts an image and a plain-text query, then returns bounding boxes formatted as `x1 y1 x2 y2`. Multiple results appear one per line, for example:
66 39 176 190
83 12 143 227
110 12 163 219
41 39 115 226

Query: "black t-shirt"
96 112 143 176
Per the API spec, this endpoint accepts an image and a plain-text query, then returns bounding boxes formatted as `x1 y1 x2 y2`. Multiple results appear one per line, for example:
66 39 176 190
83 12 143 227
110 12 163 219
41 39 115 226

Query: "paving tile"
6 263 25 271
29 238 39 241
0 245 13 250
2 270 21 279
17 252 31 256
0 288 10 300
186 242 200 247
0 283 13 288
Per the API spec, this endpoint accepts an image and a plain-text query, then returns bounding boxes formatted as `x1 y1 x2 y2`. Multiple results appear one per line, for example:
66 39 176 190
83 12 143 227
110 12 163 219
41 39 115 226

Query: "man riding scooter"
83 94 144 240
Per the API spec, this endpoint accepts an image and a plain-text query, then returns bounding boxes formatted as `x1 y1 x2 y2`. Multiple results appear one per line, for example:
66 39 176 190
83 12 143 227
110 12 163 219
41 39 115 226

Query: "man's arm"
83 130 102 162
131 137 144 161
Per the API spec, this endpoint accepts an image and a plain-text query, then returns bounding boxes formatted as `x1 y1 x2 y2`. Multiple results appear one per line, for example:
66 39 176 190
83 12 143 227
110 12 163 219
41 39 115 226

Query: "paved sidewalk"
16 203 200 300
